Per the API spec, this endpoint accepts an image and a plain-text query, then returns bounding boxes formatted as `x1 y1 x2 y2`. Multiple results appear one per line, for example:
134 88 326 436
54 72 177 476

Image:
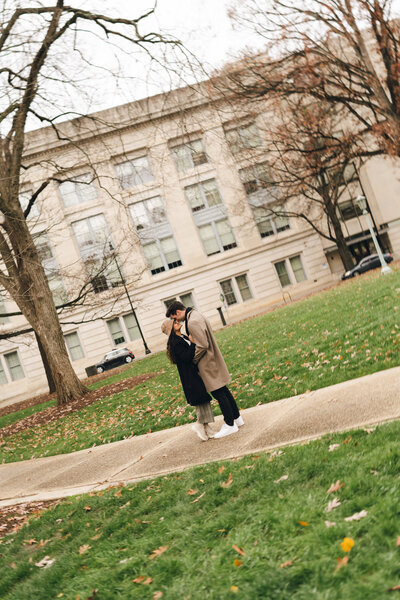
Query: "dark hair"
165 300 185 318
166 327 178 364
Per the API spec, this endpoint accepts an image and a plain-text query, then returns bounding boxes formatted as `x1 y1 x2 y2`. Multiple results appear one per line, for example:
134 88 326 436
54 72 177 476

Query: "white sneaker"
192 422 208 441
234 416 244 427
214 422 239 439
204 424 215 438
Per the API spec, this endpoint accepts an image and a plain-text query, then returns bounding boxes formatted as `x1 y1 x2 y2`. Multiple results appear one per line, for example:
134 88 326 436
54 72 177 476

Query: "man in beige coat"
165 301 243 438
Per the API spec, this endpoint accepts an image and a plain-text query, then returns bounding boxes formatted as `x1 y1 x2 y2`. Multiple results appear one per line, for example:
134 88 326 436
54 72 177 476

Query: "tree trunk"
8 220 88 406
35 331 56 394
326 205 355 271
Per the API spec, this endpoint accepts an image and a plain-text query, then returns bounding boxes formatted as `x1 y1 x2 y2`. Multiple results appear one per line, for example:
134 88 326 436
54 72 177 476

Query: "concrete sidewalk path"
1 366 399 508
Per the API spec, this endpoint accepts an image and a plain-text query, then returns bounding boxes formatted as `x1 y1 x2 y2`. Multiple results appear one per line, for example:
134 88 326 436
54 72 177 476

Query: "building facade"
1 85 399 404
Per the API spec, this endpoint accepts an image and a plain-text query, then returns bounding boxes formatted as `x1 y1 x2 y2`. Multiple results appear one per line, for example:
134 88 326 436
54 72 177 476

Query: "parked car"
95 347 135 373
342 253 393 280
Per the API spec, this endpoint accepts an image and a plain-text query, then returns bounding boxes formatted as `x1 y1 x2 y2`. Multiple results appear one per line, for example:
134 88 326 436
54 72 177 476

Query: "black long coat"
170 335 212 406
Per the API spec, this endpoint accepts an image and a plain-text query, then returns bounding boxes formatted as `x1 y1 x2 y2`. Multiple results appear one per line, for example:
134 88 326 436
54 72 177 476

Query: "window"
220 274 253 306
107 318 126 345
184 179 237 256
0 295 9 324
64 332 84 361
33 233 68 305
4 351 24 381
0 359 7 385
129 197 182 275
274 255 307 287
130 197 167 231
239 163 272 195
71 214 123 293
107 314 141 345
240 164 289 238
171 139 208 172
142 237 182 274
337 199 363 222
115 156 154 189
164 292 195 310
185 179 222 212
19 190 40 219
225 122 261 154
198 219 236 255
220 279 237 305
59 174 97 207
122 314 140 341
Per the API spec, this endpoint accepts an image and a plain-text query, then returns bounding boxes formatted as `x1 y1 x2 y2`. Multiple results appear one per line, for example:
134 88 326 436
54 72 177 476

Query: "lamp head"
355 195 367 212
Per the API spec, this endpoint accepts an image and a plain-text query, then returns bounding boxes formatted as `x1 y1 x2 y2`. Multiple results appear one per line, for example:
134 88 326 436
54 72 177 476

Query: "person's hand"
188 334 195 343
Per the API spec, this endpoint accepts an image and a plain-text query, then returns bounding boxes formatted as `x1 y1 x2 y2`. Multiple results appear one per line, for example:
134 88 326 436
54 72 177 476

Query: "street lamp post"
114 258 151 355
355 195 392 275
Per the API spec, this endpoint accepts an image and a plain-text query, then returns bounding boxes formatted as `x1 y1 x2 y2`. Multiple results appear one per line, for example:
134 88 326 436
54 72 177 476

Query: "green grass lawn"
1 421 400 599
1 267 399 464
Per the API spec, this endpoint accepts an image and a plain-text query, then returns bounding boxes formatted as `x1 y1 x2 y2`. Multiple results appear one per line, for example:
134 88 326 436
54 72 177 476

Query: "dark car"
95 347 135 373
342 253 393 280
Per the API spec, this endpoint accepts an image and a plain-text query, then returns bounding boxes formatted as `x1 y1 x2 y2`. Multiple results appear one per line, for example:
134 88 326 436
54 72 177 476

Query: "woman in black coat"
161 319 215 441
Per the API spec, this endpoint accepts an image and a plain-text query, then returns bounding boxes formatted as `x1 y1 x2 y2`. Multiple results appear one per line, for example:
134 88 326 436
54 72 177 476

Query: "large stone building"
1 83 399 404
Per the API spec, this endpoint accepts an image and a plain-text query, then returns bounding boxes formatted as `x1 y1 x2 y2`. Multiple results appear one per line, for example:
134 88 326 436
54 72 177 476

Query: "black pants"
211 386 240 426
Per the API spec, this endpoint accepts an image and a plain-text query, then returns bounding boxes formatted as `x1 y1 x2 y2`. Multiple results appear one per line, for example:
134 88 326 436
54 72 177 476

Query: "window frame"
106 313 141 346
219 273 253 306
114 155 154 189
2 350 25 382
274 255 307 288
224 122 262 154
58 173 97 208
64 331 85 361
171 139 208 172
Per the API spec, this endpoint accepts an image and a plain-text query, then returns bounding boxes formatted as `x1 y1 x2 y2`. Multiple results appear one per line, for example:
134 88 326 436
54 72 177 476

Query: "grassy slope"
1 421 399 599
1 267 399 463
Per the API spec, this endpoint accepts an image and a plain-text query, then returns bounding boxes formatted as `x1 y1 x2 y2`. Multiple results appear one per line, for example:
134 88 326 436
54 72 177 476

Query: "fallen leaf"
344 510 367 522
84 505 91 512
186 489 198 495
192 492 206 503
280 557 296 568
230 586 239 593
221 473 233 488
274 475 289 483
153 592 163 599
35 555 55 568
324 521 336 528
254 378 262 385
334 555 348 573
326 480 345 494
363 427 376 434
329 444 340 452
150 546 168 560
326 497 341 512
218 466 225 474
23 538 38 545
232 544 245 556
370 469 379 476
132 576 153 585
340 537 355 552
298 521 309 527
397 536 400 547
387 584 400 591
79 544 91 555
343 436 352 444
233 559 242 567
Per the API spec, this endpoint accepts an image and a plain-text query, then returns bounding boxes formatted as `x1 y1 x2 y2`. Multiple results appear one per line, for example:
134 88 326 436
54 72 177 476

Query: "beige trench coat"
185 309 230 393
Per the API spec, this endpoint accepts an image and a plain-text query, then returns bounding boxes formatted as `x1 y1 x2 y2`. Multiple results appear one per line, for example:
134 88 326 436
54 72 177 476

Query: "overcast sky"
72 0 264 112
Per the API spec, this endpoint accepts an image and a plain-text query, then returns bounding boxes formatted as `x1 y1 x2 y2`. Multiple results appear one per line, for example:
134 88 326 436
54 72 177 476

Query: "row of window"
25 174 290 299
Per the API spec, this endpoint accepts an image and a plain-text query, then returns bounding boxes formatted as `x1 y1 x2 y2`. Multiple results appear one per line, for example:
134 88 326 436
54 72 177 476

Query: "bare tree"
0 2 183 405
227 0 400 156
